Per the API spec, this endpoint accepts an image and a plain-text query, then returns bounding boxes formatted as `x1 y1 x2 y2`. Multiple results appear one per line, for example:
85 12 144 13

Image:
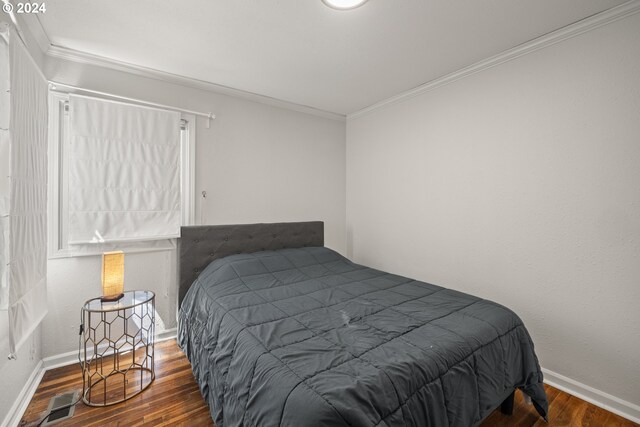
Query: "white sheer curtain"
67 95 181 244
0 26 10 312
1 26 48 357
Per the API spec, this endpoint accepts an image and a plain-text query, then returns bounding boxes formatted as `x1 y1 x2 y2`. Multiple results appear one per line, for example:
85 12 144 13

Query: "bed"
177 222 548 427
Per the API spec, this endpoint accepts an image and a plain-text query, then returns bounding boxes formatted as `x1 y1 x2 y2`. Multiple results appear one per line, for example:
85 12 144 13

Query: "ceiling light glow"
322 0 369 10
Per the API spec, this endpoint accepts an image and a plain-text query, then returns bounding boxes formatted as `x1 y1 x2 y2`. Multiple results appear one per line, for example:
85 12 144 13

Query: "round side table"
80 290 155 406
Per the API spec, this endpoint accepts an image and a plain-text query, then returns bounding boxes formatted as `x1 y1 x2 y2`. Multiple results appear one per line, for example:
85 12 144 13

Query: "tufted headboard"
178 221 324 308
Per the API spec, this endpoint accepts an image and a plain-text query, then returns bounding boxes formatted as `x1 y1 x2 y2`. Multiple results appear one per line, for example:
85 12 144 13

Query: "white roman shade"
2 26 49 356
68 95 181 244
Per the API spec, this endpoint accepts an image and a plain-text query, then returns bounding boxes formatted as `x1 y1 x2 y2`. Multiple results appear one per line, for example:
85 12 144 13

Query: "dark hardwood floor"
482 384 638 427
20 339 637 426
20 340 214 427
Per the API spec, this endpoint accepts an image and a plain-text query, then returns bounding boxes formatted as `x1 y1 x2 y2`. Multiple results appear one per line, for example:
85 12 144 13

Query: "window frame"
47 92 195 258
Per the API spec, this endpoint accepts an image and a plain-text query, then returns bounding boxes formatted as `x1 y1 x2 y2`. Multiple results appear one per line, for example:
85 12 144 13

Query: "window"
48 92 195 258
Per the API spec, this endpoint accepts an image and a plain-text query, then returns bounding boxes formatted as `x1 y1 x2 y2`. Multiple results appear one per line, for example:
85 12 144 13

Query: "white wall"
347 12 640 408
43 57 346 358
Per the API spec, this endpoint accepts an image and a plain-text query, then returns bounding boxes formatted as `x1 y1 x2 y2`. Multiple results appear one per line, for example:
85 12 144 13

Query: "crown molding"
25 12 344 121
19 13 50 53
348 0 640 120
16 0 640 122
23 9 344 122
45 44 345 122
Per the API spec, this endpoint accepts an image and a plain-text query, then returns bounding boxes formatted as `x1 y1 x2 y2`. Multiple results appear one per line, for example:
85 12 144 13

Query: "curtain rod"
49 81 216 129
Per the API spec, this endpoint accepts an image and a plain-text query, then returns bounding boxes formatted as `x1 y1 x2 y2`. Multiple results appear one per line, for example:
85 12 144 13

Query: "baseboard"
1 360 45 427
542 368 640 424
5 336 638 427
2 328 177 427
155 327 178 343
42 327 177 370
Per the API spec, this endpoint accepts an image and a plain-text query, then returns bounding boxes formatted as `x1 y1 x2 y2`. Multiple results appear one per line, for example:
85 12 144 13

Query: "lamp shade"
101 251 124 301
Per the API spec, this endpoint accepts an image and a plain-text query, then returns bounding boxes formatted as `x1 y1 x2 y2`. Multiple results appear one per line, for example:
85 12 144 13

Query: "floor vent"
42 390 79 426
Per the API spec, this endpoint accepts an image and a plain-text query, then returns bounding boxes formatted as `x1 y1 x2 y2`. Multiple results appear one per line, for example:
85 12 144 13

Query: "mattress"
178 247 548 427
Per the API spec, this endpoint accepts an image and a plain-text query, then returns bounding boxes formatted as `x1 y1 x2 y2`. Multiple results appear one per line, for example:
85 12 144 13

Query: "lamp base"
101 293 124 302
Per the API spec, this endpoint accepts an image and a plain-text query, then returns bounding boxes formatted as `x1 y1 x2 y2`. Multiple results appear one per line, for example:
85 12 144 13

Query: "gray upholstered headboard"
178 221 324 308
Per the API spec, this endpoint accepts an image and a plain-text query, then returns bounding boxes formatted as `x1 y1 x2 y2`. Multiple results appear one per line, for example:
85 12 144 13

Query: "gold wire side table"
80 290 155 406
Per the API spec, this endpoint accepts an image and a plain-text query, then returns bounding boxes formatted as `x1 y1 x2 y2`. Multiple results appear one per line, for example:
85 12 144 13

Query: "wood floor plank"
19 339 637 427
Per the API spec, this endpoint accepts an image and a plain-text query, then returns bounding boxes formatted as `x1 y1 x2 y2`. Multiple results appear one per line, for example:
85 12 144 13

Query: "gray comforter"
178 247 548 427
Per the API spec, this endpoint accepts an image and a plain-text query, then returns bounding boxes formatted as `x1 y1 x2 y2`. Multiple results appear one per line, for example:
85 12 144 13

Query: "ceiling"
32 0 625 115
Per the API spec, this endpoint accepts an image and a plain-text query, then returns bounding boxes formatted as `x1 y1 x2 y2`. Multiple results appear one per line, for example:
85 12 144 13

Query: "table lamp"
101 251 124 302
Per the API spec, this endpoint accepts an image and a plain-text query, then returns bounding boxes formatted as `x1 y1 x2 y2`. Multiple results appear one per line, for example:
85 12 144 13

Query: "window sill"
48 239 177 259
